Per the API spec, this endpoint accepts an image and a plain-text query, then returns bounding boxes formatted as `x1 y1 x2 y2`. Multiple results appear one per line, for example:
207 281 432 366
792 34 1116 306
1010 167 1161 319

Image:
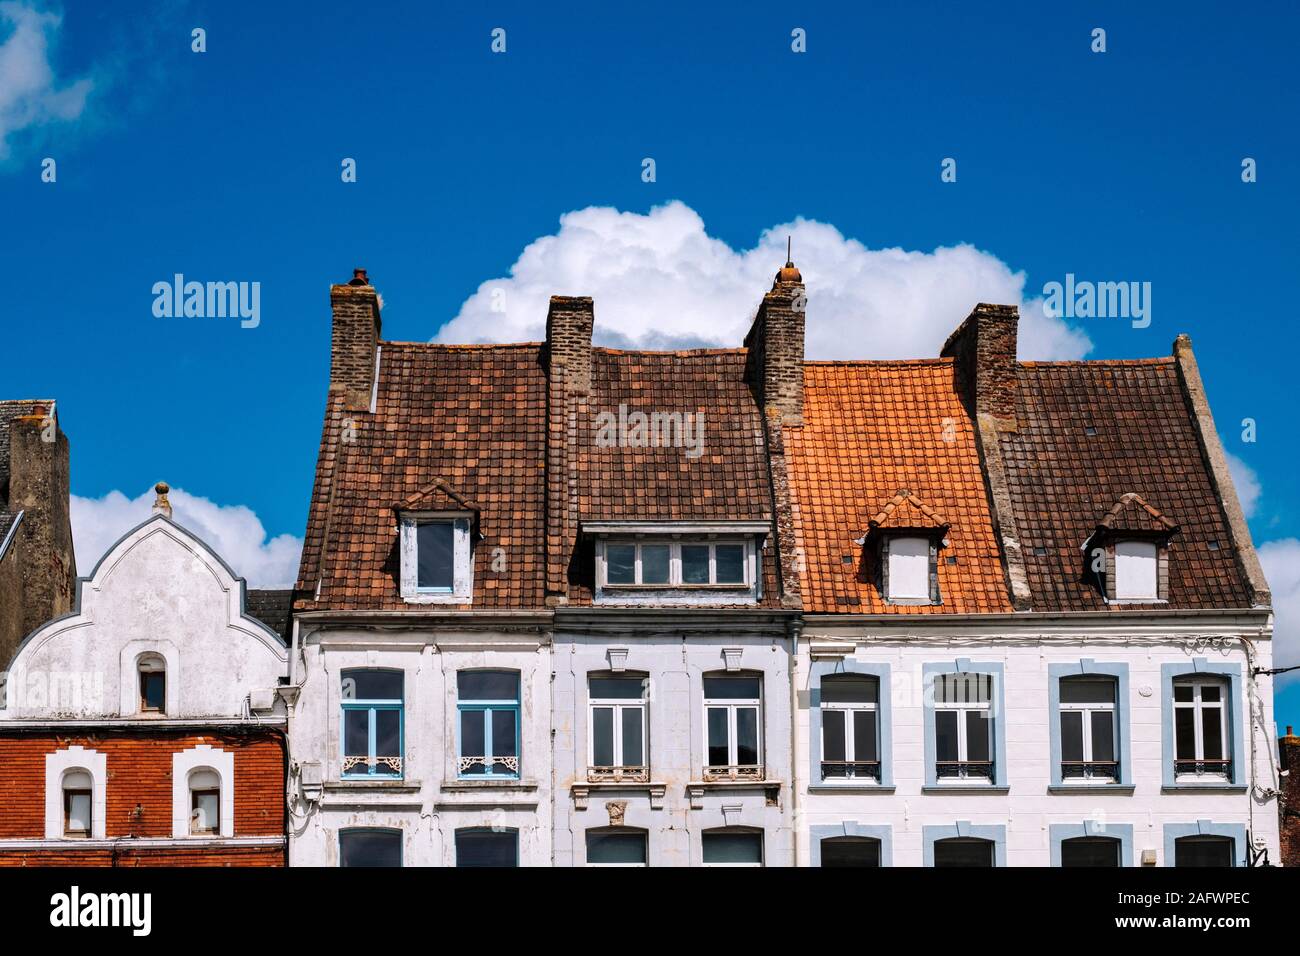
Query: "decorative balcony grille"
587 765 649 783
1174 758 1231 778
1061 760 1119 781
820 760 881 781
703 764 764 782
935 760 994 781
341 755 402 775
459 755 519 775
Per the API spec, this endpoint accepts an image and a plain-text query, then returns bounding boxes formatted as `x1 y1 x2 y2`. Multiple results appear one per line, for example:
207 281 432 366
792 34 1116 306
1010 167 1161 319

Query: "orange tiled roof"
788 360 1014 614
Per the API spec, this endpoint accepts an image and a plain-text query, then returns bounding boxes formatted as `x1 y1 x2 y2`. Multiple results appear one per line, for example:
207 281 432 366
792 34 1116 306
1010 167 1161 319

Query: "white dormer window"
604 540 748 588
1114 540 1158 600
886 536 930 600
398 513 473 603
587 521 768 606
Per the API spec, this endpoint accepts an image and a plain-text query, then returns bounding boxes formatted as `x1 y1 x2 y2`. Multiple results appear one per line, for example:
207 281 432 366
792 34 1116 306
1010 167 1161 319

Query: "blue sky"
4 2 1299 717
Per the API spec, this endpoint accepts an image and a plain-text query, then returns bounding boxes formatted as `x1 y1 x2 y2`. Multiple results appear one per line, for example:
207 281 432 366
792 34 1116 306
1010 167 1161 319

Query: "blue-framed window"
457 670 520 779
1048 661 1131 788
1160 660 1245 789
341 669 404 778
339 827 402 867
1050 822 1134 867
922 661 1007 788
922 823 1006 867
455 827 519 867
809 660 893 787
1163 821 1246 867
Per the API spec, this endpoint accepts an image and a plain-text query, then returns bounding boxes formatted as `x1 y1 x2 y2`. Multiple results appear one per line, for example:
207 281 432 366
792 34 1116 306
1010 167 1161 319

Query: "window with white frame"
588 675 648 782
62 770 92 838
933 673 993 782
458 670 520 779
188 769 220 835
398 514 473 602
1059 676 1118 781
341 669 404 778
1114 539 1159 600
138 653 166 714
1173 676 1230 779
603 540 748 587
819 674 880 781
703 674 762 780
886 535 931 601
701 829 763 867
586 828 648 866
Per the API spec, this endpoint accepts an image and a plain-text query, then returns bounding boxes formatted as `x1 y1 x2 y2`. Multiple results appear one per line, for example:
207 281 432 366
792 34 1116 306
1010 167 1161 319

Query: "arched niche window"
188 769 221 835
62 770 93 838
138 653 167 714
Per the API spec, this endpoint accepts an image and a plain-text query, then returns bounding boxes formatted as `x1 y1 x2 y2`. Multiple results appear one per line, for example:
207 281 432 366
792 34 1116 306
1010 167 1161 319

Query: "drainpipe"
789 617 802 868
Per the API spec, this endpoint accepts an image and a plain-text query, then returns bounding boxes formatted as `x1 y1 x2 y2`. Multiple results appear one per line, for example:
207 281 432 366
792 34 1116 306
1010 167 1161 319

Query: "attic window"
398 513 474 604
1114 540 1158 600
603 540 749 588
1084 426 1098 436
886 536 931 601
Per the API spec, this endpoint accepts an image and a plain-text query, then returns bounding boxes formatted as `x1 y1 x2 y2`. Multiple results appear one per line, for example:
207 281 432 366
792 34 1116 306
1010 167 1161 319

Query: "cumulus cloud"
1259 539 1300 678
436 201 1092 361
1224 451 1261 519
70 487 302 588
0 1 92 160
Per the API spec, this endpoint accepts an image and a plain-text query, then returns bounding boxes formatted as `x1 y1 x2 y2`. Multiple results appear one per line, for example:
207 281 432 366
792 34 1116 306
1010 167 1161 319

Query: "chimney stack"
3 405 76 662
330 268 382 412
744 257 806 426
545 296 594 396
940 303 1020 421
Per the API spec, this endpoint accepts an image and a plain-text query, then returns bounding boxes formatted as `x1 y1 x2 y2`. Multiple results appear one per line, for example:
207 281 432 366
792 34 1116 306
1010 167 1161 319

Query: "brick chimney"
544 296 595 604
1280 727 1300 866
941 304 1032 610
330 268 382 412
744 259 805 426
1 405 76 665
940 303 1019 421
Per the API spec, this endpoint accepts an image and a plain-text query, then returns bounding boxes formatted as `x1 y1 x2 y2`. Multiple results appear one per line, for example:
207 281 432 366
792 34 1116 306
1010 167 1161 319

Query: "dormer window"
864 490 947 606
1114 540 1158 600
886 536 931 601
1087 494 1177 604
587 521 768 605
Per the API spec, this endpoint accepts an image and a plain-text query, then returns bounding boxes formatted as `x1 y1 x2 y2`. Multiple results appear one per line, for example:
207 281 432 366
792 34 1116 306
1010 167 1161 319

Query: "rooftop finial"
786 235 793 267
152 482 173 520
775 236 802 284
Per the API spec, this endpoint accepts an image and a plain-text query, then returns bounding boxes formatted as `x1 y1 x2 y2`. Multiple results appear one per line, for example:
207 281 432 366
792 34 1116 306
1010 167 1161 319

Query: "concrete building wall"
553 629 793 866
287 625 552 867
795 616 1279 867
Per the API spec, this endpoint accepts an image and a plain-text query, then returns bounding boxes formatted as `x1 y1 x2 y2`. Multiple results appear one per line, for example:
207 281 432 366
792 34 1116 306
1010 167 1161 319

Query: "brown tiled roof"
394 478 479 513
244 589 294 643
565 348 780 606
1002 359 1252 610
789 360 1013 614
296 343 547 610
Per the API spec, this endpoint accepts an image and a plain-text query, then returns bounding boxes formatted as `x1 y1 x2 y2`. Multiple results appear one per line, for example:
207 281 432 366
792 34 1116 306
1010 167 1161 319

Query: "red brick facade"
0 729 285 867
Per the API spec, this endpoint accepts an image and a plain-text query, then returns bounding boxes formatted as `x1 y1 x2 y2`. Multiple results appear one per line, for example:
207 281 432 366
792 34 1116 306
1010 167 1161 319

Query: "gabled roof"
1095 492 1179 537
394 477 479 514
867 489 949 533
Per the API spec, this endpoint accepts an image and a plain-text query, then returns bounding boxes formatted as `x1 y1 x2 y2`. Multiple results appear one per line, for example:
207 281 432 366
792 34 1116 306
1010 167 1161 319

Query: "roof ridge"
381 340 543 350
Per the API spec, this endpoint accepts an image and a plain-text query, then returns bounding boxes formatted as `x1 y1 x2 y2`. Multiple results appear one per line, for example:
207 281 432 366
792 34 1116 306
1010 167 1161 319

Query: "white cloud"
70 487 302 589
1259 539 1300 677
0 1 92 160
436 200 1092 361
1225 451 1261 519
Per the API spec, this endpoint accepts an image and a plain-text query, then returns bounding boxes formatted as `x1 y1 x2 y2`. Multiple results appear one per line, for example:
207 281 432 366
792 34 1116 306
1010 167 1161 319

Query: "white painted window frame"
1173 677 1230 780
172 745 235 838
45 747 107 840
588 682 649 772
398 511 473 604
703 681 763 772
119 641 180 717
1059 677 1118 780
820 679 879 776
600 538 753 589
934 674 992 777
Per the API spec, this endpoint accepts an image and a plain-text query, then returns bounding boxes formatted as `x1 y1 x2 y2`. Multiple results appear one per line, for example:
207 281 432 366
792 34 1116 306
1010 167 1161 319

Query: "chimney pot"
349 268 369 286
152 482 173 519
745 258 806 426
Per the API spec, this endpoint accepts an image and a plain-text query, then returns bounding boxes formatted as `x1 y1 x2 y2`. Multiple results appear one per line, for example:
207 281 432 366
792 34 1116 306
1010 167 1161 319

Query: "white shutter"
1115 540 1158 599
887 536 930 600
